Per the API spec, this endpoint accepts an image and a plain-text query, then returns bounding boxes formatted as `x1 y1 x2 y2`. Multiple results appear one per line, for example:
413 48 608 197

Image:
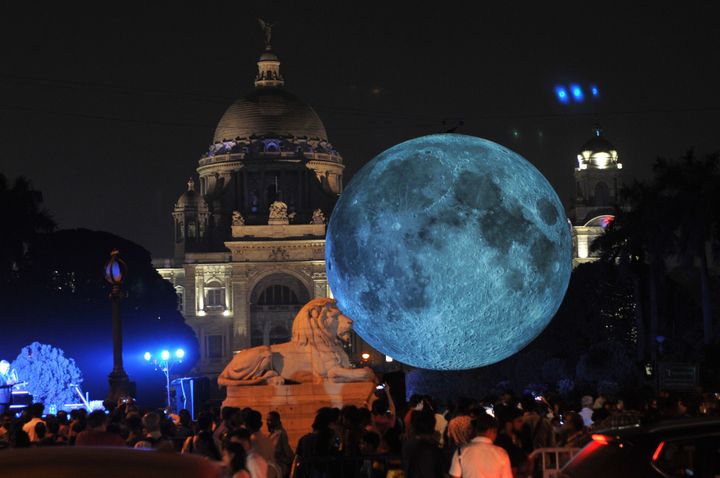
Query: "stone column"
231 274 250 351
196 269 205 313
224 272 233 312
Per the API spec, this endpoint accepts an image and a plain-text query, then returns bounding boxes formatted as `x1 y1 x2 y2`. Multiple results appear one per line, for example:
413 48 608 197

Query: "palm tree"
591 181 674 361
653 151 720 345
0 174 56 282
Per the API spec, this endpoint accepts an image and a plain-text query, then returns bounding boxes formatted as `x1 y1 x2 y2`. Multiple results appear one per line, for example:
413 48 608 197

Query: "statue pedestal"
223 381 375 448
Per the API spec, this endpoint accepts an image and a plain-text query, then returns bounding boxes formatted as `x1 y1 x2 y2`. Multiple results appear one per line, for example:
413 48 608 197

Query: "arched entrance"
250 273 310 347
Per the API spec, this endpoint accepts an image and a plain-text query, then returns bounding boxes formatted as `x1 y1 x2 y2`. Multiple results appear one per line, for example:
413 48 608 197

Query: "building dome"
580 135 616 154
176 178 208 209
213 88 328 143
576 126 621 170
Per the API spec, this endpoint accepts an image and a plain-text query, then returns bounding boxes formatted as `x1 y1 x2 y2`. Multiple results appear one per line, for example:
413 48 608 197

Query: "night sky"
2 2 719 258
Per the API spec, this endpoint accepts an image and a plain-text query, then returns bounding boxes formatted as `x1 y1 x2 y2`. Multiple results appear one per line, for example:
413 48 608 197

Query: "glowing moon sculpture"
326 134 572 370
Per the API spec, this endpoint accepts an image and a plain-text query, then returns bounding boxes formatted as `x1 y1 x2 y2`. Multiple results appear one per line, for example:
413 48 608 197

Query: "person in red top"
75 410 126 447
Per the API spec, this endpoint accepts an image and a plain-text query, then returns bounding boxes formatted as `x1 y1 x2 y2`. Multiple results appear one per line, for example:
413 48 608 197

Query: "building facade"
570 127 624 266
155 39 352 376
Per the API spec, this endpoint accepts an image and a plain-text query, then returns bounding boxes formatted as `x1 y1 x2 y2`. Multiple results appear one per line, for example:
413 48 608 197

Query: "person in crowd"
40 417 62 446
0 413 11 444
402 409 446 478
446 413 474 451
578 396 594 427
367 383 397 451
431 400 449 447
229 428 270 478
244 408 275 464
338 405 362 456
125 413 144 447
494 407 529 477
182 411 221 460
493 391 517 426
449 413 512 478
267 411 293 476
559 412 587 448
133 411 174 451
22 403 46 443
214 406 241 451
519 396 555 453
359 430 385 478
56 410 70 439
223 441 251 478
75 409 126 447
175 409 194 442
594 394 644 429
9 427 31 448
295 409 341 478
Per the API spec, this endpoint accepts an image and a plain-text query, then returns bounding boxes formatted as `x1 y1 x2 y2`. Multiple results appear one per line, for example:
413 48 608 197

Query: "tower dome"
176 178 208 209
576 126 622 170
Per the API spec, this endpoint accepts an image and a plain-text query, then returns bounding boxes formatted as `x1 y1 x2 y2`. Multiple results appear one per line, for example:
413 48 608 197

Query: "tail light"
652 441 665 462
591 434 613 445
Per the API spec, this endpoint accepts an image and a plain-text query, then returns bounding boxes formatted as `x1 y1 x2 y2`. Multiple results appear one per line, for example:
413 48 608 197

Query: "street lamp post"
145 349 184 411
105 249 131 402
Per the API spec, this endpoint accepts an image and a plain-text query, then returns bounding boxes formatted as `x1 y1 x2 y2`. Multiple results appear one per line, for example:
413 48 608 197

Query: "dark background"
2 1 719 258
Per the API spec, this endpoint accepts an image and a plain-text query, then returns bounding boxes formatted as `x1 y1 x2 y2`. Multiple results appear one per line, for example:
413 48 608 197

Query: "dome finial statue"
187 177 195 191
258 18 276 50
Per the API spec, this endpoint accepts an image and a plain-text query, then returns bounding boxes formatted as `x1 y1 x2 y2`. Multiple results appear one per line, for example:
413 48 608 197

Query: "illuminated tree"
11 342 82 411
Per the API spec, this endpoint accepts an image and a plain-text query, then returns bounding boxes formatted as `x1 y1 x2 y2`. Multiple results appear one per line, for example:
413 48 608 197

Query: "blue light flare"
554 86 569 104
570 84 584 102
590 85 599 97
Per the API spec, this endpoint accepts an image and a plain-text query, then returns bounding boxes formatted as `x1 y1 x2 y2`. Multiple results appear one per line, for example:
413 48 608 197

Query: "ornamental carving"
231 211 245 226
310 208 326 225
268 247 290 261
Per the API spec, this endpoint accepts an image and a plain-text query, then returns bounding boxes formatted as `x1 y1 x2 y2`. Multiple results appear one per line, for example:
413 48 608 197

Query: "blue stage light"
144 352 151 361
554 86 569 104
161 350 170 361
590 85 599 97
570 84 584 102
175 348 185 359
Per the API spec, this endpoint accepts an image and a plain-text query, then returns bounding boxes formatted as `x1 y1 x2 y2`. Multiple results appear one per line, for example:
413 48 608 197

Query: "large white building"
570 127 624 266
155 38 350 376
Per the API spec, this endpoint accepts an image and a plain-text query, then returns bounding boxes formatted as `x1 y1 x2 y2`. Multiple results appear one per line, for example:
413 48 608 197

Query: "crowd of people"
0 383 718 478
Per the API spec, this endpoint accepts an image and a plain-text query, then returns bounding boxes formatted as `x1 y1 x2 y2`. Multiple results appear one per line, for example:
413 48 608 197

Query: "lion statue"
218 298 375 386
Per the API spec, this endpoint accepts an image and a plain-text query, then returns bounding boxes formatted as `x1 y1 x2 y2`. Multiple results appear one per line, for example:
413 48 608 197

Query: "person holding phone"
366 382 397 454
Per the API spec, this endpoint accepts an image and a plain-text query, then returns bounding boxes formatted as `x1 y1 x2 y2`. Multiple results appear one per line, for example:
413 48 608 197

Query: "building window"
175 286 184 312
205 283 225 309
258 285 299 306
205 335 224 360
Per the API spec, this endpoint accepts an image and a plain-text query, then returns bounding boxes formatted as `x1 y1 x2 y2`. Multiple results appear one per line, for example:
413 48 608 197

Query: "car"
0 446 221 478
560 417 720 477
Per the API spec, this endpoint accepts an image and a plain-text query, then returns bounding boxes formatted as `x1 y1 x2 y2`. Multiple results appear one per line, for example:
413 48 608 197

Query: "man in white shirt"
22 403 47 443
449 413 512 478
579 395 594 427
